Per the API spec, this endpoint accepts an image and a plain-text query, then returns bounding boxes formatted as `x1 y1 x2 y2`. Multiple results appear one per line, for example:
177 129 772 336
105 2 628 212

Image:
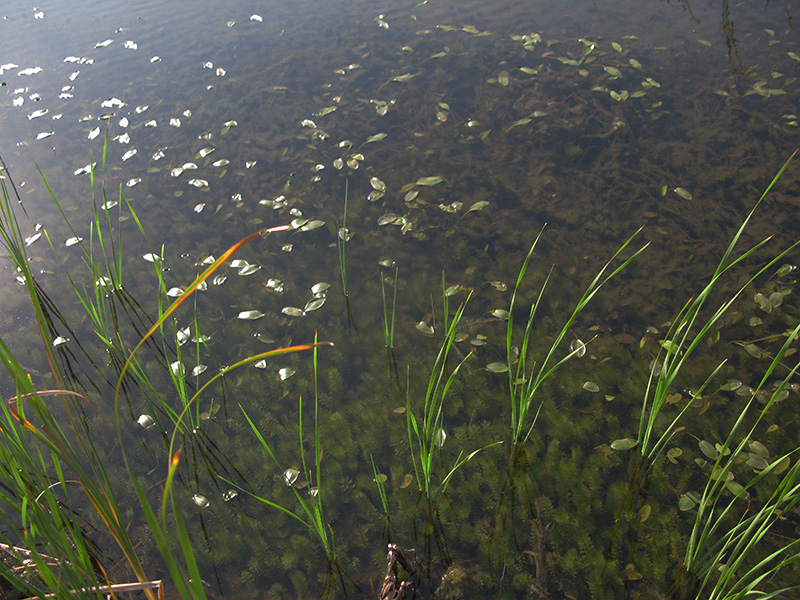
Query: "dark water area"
2 0 800 598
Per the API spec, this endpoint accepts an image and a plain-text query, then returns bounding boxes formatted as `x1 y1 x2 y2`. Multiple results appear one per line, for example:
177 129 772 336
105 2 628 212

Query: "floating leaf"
166 287 184 297
370 177 386 192
754 292 772 313
416 321 434 335
304 297 326 312
282 307 305 317
391 73 415 82
744 344 762 358
604 66 623 78
300 219 325 232
238 310 265 320
278 367 296 381
583 381 600 392
699 440 719 460
720 379 742 391
434 428 447 449
746 453 770 470
570 339 586 357
491 309 509 320
416 176 443 186
311 282 330 295
678 494 697 511
610 438 638 451
467 200 489 213
366 132 387 143
612 41 623 52
192 365 208 377
283 468 300 486
673 187 692 200
238 264 261 276
170 361 185 378
486 362 509 373
137 414 155 429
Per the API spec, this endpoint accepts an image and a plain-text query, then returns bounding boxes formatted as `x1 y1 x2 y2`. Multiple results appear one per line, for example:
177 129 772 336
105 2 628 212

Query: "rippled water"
2 0 799 598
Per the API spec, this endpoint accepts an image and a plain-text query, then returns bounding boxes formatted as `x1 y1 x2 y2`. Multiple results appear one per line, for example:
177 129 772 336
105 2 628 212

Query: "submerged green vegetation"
2 151 800 599
1 1 800 599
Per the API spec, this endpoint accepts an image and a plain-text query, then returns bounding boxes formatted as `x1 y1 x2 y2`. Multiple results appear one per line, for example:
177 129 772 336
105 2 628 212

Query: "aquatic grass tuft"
406 290 501 501
673 323 800 600
506 225 648 446
229 333 337 564
636 150 799 466
380 266 398 350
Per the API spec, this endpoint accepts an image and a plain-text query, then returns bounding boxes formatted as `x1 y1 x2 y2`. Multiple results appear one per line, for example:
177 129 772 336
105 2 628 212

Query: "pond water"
1 0 800 598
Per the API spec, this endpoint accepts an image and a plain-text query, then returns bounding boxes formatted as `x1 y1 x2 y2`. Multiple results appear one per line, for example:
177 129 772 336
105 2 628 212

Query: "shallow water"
1 0 800 598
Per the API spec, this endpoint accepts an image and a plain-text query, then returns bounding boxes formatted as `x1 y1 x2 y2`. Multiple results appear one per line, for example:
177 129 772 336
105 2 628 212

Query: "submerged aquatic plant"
505 226 647 446
406 288 500 502
635 151 799 466
673 322 800 600
232 335 337 565
0 152 336 599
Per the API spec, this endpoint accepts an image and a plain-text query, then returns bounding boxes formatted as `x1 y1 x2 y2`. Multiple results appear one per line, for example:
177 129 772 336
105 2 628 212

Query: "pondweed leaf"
304 297 326 312
283 468 300 486
370 177 386 192
416 176 443 186
434 428 447 449
467 200 489 213
699 440 719 459
391 73 415 82
604 66 623 78
610 438 638 451
366 132 387 143
238 264 261 276
278 367 296 381
570 339 587 357
238 310 265 320
486 362 509 373
300 219 325 232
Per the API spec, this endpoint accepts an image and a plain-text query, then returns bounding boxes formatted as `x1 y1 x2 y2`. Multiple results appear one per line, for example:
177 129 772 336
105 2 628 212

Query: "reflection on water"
1 0 799 597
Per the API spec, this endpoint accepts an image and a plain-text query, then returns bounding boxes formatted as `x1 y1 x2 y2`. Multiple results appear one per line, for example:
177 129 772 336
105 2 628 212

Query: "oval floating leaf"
238 310 265 320
673 187 693 200
486 362 509 373
583 381 600 392
610 438 638 451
